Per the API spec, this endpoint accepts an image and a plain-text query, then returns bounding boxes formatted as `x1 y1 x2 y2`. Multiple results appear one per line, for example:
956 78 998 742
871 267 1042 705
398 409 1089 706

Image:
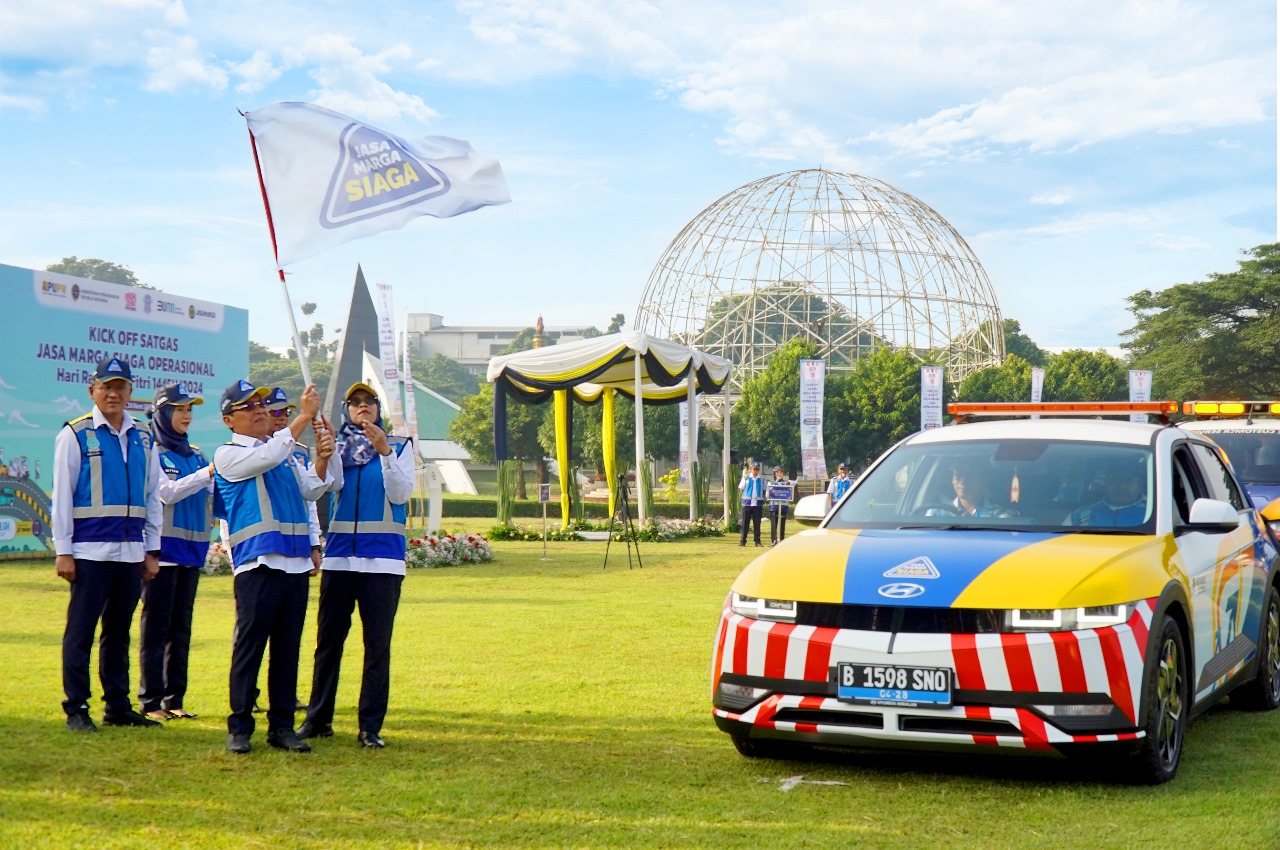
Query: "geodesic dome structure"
635 169 1004 402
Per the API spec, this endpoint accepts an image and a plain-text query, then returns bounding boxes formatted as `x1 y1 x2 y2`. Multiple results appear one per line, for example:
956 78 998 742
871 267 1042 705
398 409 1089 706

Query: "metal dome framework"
635 169 1004 406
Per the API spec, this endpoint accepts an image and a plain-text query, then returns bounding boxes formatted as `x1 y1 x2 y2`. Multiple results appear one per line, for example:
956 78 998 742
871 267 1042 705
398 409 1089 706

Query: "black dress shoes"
357 730 385 749
226 733 252 754
66 713 98 733
266 728 312 752
297 719 333 739
102 708 162 728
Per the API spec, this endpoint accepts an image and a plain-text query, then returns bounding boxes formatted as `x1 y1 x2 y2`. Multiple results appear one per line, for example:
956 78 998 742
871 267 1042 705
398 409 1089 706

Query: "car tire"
1230 583 1280 712
730 734 810 760
1126 615 1188 785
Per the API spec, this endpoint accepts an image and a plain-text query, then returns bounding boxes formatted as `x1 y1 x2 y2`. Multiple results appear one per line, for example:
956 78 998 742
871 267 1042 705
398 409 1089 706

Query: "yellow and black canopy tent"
487 331 733 524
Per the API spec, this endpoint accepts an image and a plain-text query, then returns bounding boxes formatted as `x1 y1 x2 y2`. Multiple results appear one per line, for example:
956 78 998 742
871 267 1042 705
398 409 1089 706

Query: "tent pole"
634 354 646 524
722 392 731 525
687 377 697 521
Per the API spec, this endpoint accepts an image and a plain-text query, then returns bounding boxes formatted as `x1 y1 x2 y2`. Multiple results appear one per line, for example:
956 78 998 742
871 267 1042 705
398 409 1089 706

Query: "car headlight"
1003 603 1132 632
730 592 798 623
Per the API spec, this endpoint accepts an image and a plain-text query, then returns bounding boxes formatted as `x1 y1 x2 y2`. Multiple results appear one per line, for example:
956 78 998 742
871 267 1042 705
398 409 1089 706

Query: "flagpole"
246 119 315 388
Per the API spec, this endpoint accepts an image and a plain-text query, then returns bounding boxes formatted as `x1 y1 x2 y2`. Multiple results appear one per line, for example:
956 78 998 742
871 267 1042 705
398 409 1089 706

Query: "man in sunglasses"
53 356 164 733
214 379 335 754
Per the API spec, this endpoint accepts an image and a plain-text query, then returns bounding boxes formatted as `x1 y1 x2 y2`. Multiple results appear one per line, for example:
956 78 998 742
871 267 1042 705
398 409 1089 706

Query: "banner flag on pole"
920 366 944 430
1030 367 1044 420
245 101 510 267
1129 369 1153 423
401 327 419 439
799 359 828 480
375 283 405 432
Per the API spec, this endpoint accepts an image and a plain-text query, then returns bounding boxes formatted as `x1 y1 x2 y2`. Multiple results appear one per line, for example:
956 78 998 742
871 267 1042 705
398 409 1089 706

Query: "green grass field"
3 538 1279 849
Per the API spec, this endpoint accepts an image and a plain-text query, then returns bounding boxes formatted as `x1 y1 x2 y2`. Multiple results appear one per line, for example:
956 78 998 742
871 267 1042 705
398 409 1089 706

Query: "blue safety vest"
830 477 852 501
67 414 149 543
325 436 409 560
214 444 311 566
158 448 210 566
740 475 764 505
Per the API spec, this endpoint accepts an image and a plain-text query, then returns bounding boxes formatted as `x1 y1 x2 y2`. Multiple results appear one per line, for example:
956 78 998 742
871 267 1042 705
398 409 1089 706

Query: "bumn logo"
320 123 450 229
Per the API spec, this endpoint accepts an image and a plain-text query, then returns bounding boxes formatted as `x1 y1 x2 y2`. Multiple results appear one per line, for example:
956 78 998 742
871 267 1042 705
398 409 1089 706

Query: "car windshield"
826 439 1156 533
1198 429 1280 485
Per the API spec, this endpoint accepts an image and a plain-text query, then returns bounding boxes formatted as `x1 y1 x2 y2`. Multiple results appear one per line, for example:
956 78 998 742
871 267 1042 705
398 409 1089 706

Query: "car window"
1190 443 1247 510
1197 429 1280 485
1170 447 1200 524
827 439 1155 533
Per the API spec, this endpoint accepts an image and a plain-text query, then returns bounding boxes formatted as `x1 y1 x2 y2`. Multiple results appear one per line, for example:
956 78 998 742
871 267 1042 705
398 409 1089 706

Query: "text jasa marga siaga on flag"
344 139 420 202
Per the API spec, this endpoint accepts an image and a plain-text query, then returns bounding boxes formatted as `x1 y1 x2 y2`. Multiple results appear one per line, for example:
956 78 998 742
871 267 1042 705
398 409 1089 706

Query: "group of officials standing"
54 355 413 754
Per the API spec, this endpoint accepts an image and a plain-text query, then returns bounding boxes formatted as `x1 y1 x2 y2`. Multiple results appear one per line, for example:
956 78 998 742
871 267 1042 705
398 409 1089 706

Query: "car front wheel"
1127 615 1188 784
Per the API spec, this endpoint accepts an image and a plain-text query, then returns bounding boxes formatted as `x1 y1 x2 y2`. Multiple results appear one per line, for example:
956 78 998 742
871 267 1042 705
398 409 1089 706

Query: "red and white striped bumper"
712 598 1156 752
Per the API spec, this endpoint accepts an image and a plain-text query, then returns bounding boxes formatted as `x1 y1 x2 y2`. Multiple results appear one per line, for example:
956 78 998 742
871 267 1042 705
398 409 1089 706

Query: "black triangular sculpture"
323 264 381 427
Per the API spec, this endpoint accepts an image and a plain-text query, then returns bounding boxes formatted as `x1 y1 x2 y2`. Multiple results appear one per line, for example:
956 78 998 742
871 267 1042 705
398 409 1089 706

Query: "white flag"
375 283 405 432
245 102 510 267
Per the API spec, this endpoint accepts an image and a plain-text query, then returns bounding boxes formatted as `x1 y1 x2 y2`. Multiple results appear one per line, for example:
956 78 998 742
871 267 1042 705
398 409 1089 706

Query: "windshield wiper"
1056 527 1145 535
895 524 1016 531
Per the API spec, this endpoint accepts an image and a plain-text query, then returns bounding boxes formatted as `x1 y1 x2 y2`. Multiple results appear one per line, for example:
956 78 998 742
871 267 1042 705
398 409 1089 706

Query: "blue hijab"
151 403 194 458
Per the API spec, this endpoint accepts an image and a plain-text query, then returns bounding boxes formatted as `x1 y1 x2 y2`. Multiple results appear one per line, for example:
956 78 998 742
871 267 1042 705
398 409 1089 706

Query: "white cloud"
143 32 229 93
285 34 438 124
0 91 45 115
230 50 282 93
1135 233 1211 252
1031 193 1070 205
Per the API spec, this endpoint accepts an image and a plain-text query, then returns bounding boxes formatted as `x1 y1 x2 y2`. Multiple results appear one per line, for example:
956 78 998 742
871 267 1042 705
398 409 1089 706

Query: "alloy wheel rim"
1266 598 1280 701
1154 636 1184 768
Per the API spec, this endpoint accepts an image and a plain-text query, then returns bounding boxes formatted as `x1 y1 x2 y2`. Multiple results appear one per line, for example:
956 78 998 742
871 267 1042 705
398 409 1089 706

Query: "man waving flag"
245 102 510 268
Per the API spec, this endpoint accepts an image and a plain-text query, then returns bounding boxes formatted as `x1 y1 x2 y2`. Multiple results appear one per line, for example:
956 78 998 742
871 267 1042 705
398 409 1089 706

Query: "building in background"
405 313 590 375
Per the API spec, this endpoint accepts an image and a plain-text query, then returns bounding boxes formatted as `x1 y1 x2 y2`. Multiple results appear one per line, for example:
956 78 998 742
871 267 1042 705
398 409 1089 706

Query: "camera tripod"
603 473 643 569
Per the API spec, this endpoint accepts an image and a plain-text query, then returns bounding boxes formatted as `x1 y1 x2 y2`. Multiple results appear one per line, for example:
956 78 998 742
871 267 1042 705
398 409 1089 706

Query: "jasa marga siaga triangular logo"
320 123 451 229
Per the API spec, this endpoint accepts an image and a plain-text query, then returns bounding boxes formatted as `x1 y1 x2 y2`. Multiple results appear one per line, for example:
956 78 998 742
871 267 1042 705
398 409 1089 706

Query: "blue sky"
1 0 1275 352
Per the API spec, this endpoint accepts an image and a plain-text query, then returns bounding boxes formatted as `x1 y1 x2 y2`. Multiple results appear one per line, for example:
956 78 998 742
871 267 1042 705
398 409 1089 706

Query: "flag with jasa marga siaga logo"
245 102 510 267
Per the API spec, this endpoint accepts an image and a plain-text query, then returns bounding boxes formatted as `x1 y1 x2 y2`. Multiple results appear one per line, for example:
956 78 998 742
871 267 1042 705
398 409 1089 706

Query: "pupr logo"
320 123 449 229
71 283 80 301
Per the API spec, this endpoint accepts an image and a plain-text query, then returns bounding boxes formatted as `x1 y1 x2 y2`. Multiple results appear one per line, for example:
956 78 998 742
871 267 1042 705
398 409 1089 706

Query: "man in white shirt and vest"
54 356 164 732
214 379 335 754
738 461 765 547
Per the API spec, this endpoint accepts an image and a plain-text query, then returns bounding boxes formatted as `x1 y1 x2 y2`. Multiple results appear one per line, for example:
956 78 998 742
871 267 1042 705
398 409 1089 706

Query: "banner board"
920 366 944 430
1129 369 1153 423
766 483 794 503
375 283 405 432
0 263 248 557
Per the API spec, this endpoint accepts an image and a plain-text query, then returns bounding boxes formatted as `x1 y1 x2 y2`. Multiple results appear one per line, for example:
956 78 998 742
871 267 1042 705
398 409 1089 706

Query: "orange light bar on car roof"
1181 401 1280 418
948 401 1178 417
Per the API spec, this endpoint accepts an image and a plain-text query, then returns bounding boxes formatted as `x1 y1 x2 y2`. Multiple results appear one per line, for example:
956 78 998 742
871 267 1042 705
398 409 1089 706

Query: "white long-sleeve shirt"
156 455 215 568
52 407 162 561
213 430 333 576
322 438 415 576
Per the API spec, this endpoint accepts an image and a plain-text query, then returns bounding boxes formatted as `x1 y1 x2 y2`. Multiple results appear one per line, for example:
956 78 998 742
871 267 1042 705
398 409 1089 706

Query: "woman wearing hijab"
138 383 215 721
298 382 413 749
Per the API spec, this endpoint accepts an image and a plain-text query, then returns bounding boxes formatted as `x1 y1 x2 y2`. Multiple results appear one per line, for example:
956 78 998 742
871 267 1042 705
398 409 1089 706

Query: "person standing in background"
828 462 853 503
54 356 163 732
738 461 765 547
767 465 793 545
138 383 214 721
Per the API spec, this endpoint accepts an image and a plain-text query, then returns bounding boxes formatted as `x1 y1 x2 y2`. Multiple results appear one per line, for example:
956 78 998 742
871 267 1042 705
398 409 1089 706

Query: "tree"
607 313 626 334
955 355 1035 402
1122 243 1280 399
47 256 155 289
248 344 333 408
411 353 480 404
1042 349 1128 401
1003 319 1049 367
449 383 544 497
733 337 822 474
827 346 944 471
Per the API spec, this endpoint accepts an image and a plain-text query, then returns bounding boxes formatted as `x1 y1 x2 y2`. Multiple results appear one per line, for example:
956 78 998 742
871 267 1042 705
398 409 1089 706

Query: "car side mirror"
1182 498 1241 533
793 493 832 527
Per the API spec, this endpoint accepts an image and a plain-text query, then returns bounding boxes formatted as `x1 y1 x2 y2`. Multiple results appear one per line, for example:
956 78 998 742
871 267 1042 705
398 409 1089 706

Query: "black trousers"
739 503 763 545
138 564 201 712
228 566 309 736
306 571 403 735
769 507 788 543
62 559 142 715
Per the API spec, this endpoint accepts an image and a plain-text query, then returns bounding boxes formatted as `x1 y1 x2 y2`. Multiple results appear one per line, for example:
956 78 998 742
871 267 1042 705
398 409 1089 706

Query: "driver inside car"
926 464 1017 518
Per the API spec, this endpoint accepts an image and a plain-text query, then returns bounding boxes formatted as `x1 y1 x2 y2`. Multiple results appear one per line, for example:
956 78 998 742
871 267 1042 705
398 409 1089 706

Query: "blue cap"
220 379 269 414
154 382 203 409
264 387 296 412
93 356 132 383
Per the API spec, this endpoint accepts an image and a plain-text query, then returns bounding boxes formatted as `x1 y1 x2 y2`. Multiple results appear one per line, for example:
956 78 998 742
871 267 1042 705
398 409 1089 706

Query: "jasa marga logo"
319 123 450 229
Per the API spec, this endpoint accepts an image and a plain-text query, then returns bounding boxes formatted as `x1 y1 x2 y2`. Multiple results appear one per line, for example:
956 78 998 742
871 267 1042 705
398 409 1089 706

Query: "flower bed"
204 541 233 576
488 521 585 542
407 532 495 568
609 517 726 543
